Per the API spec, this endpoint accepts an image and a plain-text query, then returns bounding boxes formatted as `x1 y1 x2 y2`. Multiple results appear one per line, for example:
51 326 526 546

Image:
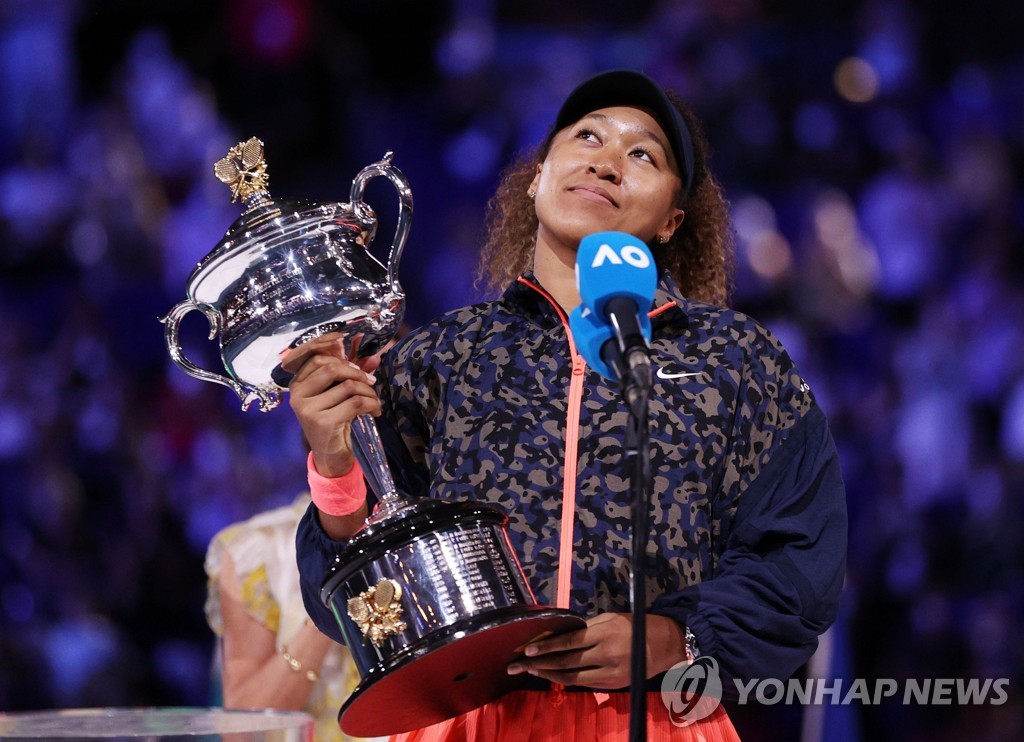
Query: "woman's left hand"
507 613 689 689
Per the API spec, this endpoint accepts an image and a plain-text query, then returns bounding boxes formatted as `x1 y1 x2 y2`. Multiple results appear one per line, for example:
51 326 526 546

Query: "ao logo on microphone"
590 242 652 269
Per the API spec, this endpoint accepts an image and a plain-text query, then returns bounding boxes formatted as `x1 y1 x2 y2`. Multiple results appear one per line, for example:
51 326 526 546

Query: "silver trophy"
162 139 584 738
162 137 410 413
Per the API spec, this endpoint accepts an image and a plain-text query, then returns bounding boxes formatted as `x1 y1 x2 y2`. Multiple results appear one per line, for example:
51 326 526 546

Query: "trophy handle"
350 152 414 295
160 300 282 412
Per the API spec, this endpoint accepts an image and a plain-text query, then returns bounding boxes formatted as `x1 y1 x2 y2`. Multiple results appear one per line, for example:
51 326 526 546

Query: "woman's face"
530 105 685 253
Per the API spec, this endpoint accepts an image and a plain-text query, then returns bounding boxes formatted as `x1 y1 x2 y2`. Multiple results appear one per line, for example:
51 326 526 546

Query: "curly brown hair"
476 91 735 307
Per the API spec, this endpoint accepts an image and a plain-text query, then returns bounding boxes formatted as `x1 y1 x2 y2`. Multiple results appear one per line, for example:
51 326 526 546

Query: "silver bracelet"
684 626 701 661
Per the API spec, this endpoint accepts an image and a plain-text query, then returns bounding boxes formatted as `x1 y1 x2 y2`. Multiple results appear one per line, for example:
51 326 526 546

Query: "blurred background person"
205 491 376 742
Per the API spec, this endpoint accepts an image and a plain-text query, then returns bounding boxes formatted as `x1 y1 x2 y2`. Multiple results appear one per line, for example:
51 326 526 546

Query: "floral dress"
205 493 372 742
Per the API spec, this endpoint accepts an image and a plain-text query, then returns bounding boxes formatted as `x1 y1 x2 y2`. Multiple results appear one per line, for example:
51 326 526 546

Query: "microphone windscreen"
569 304 616 379
575 231 658 319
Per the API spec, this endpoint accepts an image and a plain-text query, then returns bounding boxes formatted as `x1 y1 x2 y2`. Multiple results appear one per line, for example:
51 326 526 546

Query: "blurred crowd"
0 0 1021 739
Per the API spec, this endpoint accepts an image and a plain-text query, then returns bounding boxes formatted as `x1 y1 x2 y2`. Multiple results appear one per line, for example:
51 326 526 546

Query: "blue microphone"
574 232 657 383
569 304 622 380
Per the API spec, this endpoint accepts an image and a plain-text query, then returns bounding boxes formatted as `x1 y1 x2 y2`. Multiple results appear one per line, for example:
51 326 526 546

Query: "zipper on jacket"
514 279 680 611
516 277 585 610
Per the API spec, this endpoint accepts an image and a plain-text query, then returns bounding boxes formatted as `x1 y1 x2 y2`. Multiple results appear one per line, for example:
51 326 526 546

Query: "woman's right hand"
283 334 382 477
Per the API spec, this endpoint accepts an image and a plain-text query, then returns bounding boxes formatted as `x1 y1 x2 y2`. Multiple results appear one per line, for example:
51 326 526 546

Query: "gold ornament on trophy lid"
214 136 270 207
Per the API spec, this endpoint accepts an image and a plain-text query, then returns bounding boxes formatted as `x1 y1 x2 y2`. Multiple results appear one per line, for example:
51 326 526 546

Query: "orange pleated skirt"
389 690 740 741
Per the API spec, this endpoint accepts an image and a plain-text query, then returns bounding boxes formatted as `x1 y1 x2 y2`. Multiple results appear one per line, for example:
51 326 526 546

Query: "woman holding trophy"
285 70 847 740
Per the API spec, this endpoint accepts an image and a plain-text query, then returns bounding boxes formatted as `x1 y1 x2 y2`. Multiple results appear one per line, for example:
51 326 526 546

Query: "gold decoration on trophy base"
347 578 407 648
214 136 269 203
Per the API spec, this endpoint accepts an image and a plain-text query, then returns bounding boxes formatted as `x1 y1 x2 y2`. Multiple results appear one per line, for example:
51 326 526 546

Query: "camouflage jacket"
298 272 847 686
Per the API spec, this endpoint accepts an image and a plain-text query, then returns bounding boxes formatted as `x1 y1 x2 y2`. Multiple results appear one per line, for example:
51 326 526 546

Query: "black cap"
548 69 695 195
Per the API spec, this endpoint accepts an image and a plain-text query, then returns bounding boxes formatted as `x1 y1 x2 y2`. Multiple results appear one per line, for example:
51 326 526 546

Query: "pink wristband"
307 452 368 516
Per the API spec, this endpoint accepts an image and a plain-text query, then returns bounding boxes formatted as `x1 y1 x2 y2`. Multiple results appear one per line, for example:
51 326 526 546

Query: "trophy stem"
350 414 408 524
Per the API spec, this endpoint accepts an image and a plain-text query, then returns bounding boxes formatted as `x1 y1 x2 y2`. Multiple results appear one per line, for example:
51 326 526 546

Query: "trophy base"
338 606 586 738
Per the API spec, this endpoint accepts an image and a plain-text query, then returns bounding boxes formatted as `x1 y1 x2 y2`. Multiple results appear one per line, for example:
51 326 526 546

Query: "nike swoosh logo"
657 368 703 380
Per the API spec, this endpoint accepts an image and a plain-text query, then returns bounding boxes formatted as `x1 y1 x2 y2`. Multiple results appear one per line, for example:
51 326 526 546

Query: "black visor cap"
548 69 695 195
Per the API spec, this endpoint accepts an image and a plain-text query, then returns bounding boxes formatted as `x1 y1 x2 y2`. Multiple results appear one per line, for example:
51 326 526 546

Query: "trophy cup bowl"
161 138 585 738
161 138 412 412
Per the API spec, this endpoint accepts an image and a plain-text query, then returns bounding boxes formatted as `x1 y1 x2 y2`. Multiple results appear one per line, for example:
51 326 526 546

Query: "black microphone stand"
603 341 653 742
624 355 652 742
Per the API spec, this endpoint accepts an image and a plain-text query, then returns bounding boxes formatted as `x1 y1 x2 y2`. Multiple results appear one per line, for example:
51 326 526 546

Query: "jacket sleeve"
296 502 349 643
651 401 847 690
